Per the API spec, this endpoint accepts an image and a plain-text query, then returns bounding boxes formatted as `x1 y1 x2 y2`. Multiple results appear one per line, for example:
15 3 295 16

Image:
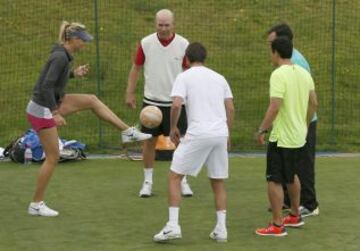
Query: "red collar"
157 33 175 47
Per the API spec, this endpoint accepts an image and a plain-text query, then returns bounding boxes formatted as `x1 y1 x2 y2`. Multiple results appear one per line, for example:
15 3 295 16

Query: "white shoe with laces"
121 127 152 143
209 226 228 242
28 201 59 217
139 181 153 197
300 205 320 217
181 181 193 197
153 223 182 242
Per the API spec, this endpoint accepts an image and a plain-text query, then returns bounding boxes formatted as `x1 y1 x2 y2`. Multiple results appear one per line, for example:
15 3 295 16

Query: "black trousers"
284 121 319 211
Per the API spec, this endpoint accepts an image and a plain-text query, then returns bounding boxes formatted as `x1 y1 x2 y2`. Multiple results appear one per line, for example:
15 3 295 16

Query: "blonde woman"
26 21 151 217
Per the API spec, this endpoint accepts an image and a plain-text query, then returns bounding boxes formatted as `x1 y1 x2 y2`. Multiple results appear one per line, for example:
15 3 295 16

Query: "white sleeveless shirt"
141 33 189 106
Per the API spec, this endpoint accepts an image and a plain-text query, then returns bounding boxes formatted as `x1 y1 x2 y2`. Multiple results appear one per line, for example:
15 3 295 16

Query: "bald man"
126 9 193 198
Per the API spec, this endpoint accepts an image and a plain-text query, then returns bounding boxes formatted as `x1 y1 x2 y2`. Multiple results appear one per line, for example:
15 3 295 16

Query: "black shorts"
140 103 187 137
266 142 304 184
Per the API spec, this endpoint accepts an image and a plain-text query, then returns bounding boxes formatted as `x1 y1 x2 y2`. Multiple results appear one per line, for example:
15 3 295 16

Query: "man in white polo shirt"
126 9 193 198
153 42 235 243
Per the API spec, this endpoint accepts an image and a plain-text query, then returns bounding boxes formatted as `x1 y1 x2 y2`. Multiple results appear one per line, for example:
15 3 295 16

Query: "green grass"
0 1 359 151
0 157 359 251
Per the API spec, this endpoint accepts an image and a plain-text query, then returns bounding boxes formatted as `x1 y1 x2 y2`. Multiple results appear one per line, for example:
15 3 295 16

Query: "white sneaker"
28 201 59 217
121 127 152 143
209 226 228 242
139 181 152 197
153 223 182 242
300 205 320 218
181 181 193 197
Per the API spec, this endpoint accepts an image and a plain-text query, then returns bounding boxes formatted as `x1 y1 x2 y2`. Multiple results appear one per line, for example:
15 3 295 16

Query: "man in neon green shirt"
255 37 318 237
267 23 319 217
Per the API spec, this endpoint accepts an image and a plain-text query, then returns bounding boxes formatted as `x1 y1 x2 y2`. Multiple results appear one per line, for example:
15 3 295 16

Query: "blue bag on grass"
4 129 86 163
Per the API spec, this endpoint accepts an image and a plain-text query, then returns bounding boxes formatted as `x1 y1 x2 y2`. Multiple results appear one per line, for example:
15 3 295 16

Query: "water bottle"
24 145 32 165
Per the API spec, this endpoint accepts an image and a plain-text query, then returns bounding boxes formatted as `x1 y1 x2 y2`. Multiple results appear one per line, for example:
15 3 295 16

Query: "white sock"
144 168 153 184
30 201 43 208
216 210 226 229
181 175 187 184
168 207 180 226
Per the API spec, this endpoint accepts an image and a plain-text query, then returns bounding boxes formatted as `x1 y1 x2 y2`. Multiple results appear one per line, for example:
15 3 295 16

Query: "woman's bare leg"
58 94 129 130
33 127 60 202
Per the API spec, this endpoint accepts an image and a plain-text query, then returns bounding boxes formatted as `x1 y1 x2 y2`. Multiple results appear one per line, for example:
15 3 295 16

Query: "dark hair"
267 23 293 41
185 42 207 63
271 36 293 59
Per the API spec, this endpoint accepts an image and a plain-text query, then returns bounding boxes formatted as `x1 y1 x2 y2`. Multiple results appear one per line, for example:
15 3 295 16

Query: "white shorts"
170 136 228 179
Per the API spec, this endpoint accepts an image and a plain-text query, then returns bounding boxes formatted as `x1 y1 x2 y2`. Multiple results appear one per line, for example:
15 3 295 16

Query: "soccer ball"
139 106 163 129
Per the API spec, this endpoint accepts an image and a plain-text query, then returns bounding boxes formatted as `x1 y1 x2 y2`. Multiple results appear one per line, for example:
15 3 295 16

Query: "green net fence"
0 0 359 152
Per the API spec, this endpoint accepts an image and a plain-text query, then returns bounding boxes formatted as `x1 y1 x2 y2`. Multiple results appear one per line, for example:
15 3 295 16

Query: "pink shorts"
27 113 56 132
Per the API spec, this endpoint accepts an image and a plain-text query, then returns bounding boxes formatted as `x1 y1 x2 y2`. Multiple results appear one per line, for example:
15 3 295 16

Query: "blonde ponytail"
59 21 70 44
58 21 87 44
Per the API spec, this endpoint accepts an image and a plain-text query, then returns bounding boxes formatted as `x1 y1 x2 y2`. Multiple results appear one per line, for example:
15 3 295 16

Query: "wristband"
257 128 268 135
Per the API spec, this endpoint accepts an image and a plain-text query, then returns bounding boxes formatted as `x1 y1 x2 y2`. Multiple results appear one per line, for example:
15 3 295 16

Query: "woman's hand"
74 64 89 77
53 114 66 127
